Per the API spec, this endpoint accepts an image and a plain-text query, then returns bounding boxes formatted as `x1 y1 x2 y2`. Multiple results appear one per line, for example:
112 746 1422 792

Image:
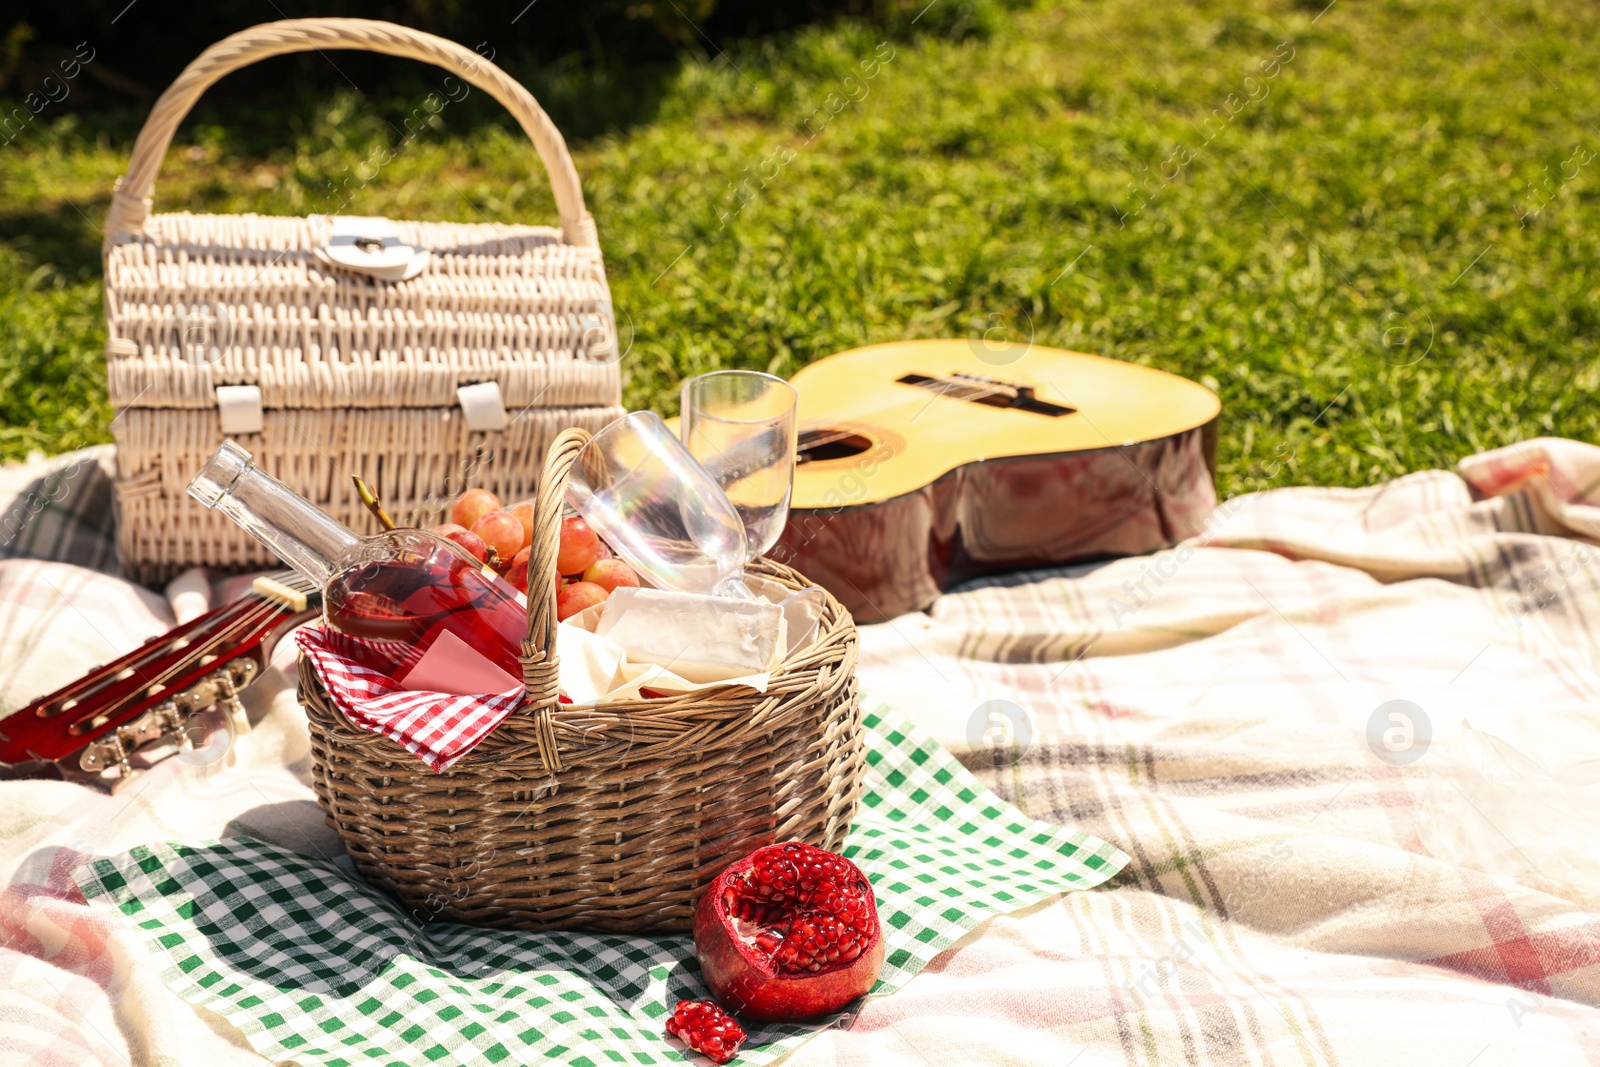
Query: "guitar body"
769 340 1220 622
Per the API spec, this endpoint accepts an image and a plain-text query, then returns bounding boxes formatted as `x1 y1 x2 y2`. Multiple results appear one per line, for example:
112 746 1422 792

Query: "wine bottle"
187 440 527 678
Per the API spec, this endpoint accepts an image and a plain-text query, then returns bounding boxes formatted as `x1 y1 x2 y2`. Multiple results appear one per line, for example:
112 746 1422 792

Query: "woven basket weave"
298 428 866 933
103 19 623 584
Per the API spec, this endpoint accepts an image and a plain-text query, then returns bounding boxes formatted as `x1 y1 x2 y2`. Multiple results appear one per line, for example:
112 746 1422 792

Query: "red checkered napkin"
295 627 524 772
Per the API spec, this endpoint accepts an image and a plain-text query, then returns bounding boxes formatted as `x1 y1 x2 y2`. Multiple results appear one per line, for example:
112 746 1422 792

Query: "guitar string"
64 578 313 735
63 587 312 737
85 572 318 716
57 595 266 708
63 573 317 737
797 377 1036 454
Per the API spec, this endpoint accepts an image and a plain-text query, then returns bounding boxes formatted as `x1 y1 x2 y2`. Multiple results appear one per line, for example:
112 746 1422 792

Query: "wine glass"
679 370 799 561
680 370 825 649
565 411 756 599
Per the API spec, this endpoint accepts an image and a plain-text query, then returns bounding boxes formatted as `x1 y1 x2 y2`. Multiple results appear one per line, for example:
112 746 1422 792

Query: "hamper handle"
521 427 592 715
103 18 596 248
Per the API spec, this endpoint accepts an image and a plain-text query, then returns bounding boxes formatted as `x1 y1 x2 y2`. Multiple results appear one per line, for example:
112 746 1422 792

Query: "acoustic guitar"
768 340 1220 622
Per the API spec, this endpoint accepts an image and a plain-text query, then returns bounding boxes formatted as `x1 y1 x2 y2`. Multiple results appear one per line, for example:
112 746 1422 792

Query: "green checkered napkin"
74 706 1127 1066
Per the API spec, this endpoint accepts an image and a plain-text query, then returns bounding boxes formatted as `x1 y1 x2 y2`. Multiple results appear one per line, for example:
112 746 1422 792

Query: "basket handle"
521 427 591 719
103 18 596 248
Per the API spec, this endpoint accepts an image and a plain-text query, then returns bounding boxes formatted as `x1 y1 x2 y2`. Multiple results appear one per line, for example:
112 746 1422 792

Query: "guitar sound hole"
798 428 874 464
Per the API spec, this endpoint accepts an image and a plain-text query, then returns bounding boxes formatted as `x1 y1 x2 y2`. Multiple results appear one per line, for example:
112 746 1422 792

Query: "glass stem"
713 576 760 601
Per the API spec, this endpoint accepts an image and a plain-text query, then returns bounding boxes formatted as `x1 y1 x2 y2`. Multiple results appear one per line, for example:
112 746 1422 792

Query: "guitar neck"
0 572 320 777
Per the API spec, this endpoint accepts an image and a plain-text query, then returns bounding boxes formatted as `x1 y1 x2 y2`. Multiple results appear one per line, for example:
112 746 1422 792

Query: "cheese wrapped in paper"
593 587 786 685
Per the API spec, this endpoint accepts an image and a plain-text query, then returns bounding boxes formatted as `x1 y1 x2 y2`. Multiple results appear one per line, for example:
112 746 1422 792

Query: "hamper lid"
100 18 620 416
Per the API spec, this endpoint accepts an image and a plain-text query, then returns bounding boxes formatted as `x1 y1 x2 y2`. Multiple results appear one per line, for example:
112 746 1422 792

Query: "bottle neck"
187 440 360 586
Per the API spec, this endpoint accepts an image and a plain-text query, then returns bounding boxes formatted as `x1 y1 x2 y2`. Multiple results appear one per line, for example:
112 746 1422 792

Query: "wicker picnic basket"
297 428 866 933
102 19 623 584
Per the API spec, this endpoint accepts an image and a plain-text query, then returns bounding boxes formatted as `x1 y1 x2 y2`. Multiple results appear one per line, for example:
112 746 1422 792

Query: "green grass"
5 0 1600 498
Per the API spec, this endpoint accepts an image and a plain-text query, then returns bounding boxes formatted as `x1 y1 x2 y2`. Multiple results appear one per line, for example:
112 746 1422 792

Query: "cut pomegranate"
693 841 884 1022
664 999 746 1064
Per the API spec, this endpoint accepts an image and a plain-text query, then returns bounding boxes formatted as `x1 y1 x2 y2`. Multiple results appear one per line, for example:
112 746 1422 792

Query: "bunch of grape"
438 489 640 620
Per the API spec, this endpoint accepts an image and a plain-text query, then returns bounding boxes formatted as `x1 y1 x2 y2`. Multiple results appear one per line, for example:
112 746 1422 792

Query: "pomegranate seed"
724 843 878 976
664 999 747 1064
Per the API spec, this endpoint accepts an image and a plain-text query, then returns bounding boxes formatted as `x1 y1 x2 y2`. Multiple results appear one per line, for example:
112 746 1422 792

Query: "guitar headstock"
0 571 320 790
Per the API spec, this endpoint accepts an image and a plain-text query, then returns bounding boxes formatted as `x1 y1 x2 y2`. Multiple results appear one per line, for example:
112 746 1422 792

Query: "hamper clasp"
311 215 430 282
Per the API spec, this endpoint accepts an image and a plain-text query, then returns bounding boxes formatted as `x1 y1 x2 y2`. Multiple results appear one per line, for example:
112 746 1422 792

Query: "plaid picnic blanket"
4 436 1600 1065
0 446 119 576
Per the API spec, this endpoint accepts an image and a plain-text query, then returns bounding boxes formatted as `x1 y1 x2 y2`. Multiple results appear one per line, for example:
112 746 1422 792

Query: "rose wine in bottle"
187 440 527 678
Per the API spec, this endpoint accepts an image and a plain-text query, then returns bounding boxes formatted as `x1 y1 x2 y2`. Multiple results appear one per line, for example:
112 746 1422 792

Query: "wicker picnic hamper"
297 428 866 933
102 19 623 584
